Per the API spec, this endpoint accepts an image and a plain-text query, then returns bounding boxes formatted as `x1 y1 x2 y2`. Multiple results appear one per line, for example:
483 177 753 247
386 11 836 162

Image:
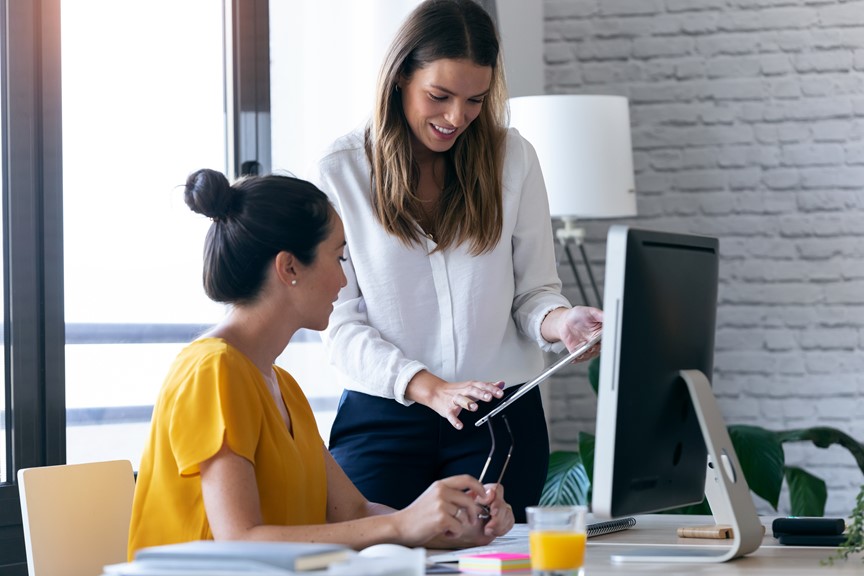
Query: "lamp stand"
556 217 603 308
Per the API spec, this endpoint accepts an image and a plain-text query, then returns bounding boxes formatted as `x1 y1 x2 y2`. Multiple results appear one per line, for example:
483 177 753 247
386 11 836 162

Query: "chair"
18 460 135 576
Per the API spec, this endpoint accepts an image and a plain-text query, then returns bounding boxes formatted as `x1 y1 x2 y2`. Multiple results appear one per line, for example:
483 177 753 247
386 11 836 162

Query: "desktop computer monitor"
593 226 717 517
591 226 763 563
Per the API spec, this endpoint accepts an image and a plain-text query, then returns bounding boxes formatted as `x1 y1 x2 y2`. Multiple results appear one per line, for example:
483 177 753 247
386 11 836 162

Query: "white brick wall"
542 0 864 516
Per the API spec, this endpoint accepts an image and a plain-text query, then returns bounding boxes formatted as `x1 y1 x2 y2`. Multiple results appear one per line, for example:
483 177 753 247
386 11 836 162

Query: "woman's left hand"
542 306 603 361
477 483 515 538
424 482 515 549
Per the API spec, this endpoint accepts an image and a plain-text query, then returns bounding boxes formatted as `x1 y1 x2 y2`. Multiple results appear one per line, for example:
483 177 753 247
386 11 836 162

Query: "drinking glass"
526 505 587 576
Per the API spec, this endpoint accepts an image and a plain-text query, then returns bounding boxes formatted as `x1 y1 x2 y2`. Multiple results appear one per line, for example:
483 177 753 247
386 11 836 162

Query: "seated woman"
127 169 514 559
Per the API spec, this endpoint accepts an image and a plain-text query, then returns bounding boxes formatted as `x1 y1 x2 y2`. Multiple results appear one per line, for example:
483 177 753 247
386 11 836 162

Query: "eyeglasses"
477 414 514 520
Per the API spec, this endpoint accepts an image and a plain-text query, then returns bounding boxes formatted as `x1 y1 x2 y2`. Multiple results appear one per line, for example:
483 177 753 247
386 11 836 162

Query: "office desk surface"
431 514 864 574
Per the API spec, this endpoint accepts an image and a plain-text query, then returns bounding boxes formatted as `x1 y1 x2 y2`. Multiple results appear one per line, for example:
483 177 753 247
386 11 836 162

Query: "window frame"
0 0 64 571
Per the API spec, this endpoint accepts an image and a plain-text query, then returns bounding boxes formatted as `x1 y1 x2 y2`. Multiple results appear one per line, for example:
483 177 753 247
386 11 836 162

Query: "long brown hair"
366 0 507 255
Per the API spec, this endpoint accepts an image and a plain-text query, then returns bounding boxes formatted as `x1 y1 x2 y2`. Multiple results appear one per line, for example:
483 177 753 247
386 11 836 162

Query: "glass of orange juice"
526 505 587 576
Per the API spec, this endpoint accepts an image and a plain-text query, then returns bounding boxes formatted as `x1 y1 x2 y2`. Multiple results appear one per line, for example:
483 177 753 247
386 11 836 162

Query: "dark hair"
184 168 332 304
368 0 506 254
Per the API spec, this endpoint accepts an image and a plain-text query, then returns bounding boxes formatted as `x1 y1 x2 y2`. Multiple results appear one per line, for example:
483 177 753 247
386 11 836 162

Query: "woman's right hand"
406 371 504 430
389 475 494 548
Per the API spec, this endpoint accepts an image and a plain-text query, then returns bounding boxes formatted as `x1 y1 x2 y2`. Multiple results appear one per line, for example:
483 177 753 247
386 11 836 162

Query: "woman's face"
398 58 493 155
296 212 347 331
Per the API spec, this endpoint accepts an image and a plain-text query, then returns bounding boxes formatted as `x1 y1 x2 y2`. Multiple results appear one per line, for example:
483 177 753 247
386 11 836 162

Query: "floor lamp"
509 95 638 308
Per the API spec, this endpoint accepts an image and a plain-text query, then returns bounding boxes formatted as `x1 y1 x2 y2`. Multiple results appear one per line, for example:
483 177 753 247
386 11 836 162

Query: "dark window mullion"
0 0 63 572
227 0 271 178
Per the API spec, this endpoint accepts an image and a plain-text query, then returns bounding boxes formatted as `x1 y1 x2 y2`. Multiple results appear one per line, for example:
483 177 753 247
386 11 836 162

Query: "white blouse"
310 127 571 405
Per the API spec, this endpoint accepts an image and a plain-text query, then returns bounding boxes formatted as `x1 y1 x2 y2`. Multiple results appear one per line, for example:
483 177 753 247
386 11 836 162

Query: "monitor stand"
612 369 764 563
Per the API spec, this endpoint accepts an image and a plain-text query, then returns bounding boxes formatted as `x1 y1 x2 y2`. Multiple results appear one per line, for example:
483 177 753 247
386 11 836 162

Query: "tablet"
475 331 602 426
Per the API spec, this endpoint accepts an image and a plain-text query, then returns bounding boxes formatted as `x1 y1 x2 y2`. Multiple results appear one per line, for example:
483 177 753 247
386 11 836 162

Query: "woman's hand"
541 306 603 361
388 475 490 547
387 476 516 548
406 371 505 430
422 482 515 549
477 483 515 538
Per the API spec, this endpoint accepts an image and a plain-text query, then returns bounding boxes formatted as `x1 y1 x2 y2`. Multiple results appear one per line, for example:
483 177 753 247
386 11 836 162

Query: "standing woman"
311 0 602 523
127 169 513 558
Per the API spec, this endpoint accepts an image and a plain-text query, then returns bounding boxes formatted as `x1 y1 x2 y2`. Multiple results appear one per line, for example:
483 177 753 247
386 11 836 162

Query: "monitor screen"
592 225 720 519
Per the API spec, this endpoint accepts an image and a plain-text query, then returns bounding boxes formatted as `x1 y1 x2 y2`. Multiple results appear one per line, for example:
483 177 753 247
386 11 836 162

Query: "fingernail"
483 393 491 400
470 403 477 411
455 422 463 430
496 381 505 388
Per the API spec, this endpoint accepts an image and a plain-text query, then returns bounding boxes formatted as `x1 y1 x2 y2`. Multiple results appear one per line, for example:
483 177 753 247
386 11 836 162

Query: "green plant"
824 485 864 565
541 357 864 560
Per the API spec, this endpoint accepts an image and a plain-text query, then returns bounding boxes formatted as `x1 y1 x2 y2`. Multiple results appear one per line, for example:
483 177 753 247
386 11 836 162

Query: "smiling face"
398 58 493 156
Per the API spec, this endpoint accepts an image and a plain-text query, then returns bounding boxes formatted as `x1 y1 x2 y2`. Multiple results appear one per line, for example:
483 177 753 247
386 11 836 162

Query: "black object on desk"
773 517 847 546
776 533 848 547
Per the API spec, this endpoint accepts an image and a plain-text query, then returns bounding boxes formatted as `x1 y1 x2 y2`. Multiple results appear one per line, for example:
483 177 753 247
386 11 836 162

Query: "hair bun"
184 168 240 220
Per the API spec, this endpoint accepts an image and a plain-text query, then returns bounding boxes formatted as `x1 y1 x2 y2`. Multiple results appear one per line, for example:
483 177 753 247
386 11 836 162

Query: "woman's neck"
205 303 296 376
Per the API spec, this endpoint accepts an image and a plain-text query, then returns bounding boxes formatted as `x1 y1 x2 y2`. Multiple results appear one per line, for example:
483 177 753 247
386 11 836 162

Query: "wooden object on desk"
678 524 734 539
677 523 767 540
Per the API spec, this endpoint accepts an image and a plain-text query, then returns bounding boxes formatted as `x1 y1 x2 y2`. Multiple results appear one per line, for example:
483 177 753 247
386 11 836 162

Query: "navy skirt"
328 384 549 523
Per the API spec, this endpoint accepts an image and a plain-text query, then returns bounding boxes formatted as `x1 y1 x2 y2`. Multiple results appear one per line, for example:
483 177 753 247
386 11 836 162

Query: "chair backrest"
18 460 135 576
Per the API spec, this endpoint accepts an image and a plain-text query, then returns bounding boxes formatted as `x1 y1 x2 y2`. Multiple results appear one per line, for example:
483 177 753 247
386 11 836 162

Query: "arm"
200 440 509 549
509 132 603 355
311 150 429 406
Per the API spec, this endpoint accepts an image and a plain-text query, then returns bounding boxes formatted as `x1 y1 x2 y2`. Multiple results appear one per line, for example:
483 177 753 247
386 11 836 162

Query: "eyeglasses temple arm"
477 419 496 484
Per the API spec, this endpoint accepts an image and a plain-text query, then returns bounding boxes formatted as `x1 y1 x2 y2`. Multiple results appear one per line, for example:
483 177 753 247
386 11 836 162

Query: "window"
61 0 227 469
269 0 421 440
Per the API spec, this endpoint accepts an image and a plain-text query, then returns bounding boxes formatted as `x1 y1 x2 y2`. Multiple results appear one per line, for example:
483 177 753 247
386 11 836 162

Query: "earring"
291 280 297 286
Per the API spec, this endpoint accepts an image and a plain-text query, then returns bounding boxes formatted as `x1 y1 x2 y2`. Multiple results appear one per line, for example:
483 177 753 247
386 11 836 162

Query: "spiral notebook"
587 516 637 537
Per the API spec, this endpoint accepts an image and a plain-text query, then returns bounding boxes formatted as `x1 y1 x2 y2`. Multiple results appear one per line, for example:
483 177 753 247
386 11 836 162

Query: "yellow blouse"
128 338 327 558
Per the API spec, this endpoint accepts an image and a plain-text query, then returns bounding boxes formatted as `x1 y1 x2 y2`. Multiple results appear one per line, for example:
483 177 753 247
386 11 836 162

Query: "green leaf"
579 432 595 488
728 425 785 509
785 465 827 517
587 356 600 395
540 451 590 506
776 427 864 477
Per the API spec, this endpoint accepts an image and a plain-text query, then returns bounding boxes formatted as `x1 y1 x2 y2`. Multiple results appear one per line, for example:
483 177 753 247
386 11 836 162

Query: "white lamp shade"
509 95 637 219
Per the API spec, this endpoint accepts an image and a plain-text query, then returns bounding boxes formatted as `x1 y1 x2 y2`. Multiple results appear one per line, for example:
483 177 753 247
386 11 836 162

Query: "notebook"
131 540 351 572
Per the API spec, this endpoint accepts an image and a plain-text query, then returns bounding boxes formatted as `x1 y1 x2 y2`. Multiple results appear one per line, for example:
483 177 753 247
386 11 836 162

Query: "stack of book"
103 541 352 575
458 552 531 574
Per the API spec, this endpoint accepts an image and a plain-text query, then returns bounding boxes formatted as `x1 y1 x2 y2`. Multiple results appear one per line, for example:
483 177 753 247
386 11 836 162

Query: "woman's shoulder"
172 338 254 376
502 126 540 174
317 126 367 169
503 125 535 156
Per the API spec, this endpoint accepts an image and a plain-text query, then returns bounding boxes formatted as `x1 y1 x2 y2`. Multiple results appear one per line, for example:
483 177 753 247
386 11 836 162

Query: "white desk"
430 514 864 574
